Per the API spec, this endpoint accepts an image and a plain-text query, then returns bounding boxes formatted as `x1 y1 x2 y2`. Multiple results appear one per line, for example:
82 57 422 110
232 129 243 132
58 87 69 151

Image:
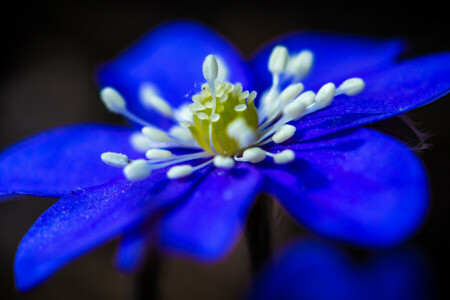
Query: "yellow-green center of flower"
184 82 258 155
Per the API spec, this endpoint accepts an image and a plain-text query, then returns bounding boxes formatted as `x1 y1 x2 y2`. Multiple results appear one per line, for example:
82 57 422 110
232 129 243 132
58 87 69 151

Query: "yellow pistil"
186 81 258 155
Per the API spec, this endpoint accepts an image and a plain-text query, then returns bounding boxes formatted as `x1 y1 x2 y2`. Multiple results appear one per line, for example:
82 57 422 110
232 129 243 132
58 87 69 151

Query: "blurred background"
1 0 449 299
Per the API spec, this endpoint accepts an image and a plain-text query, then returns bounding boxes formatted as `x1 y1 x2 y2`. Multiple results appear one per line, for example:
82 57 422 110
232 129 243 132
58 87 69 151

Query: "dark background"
1 1 449 299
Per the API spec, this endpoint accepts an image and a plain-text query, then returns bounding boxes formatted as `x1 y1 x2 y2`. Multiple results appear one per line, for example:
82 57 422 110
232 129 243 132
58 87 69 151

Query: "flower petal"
249 239 431 300
294 53 450 142
14 168 207 291
0 123 140 199
261 128 429 247
159 164 263 261
251 32 404 91
97 20 252 129
115 227 152 273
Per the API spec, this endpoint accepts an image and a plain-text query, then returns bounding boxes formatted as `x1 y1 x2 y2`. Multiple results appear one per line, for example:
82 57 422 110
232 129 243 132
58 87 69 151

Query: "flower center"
185 81 258 155
99 45 365 181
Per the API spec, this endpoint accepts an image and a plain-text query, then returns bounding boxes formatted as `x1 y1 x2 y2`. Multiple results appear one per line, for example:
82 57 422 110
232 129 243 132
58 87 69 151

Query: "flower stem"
135 251 160 300
245 194 273 275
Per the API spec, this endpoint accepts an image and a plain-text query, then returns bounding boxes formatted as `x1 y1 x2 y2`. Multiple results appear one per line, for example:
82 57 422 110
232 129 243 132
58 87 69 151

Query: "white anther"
173 103 193 123
197 112 209 120
189 102 206 111
203 55 219 82
247 91 257 103
213 155 235 169
273 150 295 164
227 118 255 148
242 147 267 163
337 78 365 96
279 83 304 104
234 104 247 112
167 164 193 179
283 98 307 120
297 91 316 107
101 152 129 168
286 50 314 79
123 159 151 181
141 126 170 142
145 149 173 159
268 46 289 74
130 132 155 153
219 93 228 102
140 84 173 117
210 113 220 122
272 124 296 144
100 87 126 113
315 83 336 108
169 125 193 141
179 121 193 128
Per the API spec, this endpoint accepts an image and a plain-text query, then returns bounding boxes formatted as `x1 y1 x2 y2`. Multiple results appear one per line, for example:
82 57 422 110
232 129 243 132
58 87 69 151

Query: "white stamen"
101 152 129 168
283 98 307 120
140 84 173 117
190 102 206 111
297 90 316 107
279 83 304 104
272 124 296 144
227 118 255 148
145 149 173 159
197 112 209 120
213 155 235 169
203 54 219 82
315 83 336 108
286 50 314 80
141 126 170 142
130 132 155 153
167 164 193 179
242 147 267 163
100 87 126 113
247 91 257 103
169 125 193 141
273 150 295 164
210 113 220 122
123 159 151 181
268 46 289 74
234 104 247 112
336 78 365 96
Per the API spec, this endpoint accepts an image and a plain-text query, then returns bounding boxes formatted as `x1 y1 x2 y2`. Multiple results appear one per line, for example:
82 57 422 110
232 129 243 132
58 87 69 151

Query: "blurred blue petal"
248 239 432 300
159 164 262 261
292 53 450 141
251 32 404 91
0 124 139 199
98 20 252 129
14 168 207 291
260 128 428 247
115 227 152 273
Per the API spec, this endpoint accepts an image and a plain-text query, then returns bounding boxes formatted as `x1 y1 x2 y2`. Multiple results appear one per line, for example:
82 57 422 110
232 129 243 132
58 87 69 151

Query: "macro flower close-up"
1 3 449 299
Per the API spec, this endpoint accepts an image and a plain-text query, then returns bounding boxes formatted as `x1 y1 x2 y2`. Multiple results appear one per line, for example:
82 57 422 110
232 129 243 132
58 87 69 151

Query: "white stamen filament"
140 83 174 118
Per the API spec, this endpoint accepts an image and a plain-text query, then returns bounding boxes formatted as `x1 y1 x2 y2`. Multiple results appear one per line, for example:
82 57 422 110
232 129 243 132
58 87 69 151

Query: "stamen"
124 159 152 181
279 83 304 104
101 152 130 168
285 50 314 81
100 87 126 113
268 149 295 164
140 83 173 118
141 127 170 143
167 164 193 179
145 149 173 159
240 147 266 163
130 132 156 153
315 83 336 108
227 118 255 148
268 46 289 75
271 124 296 144
169 125 194 141
203 54 219 153
213 155 235 169
336 78 365 96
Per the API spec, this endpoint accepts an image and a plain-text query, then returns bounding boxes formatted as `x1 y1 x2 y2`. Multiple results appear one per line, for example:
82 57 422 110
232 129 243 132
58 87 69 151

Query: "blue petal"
97 20 252 129
261 128 428 247
292 53 450 142
248 239 431 300
159 164 263 261
0 123 140 199
14 168 207 291
251 32 404 91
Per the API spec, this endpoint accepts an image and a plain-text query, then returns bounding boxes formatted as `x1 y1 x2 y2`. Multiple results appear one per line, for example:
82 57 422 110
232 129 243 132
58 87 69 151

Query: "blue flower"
0 20 448 291
248 238 432 300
